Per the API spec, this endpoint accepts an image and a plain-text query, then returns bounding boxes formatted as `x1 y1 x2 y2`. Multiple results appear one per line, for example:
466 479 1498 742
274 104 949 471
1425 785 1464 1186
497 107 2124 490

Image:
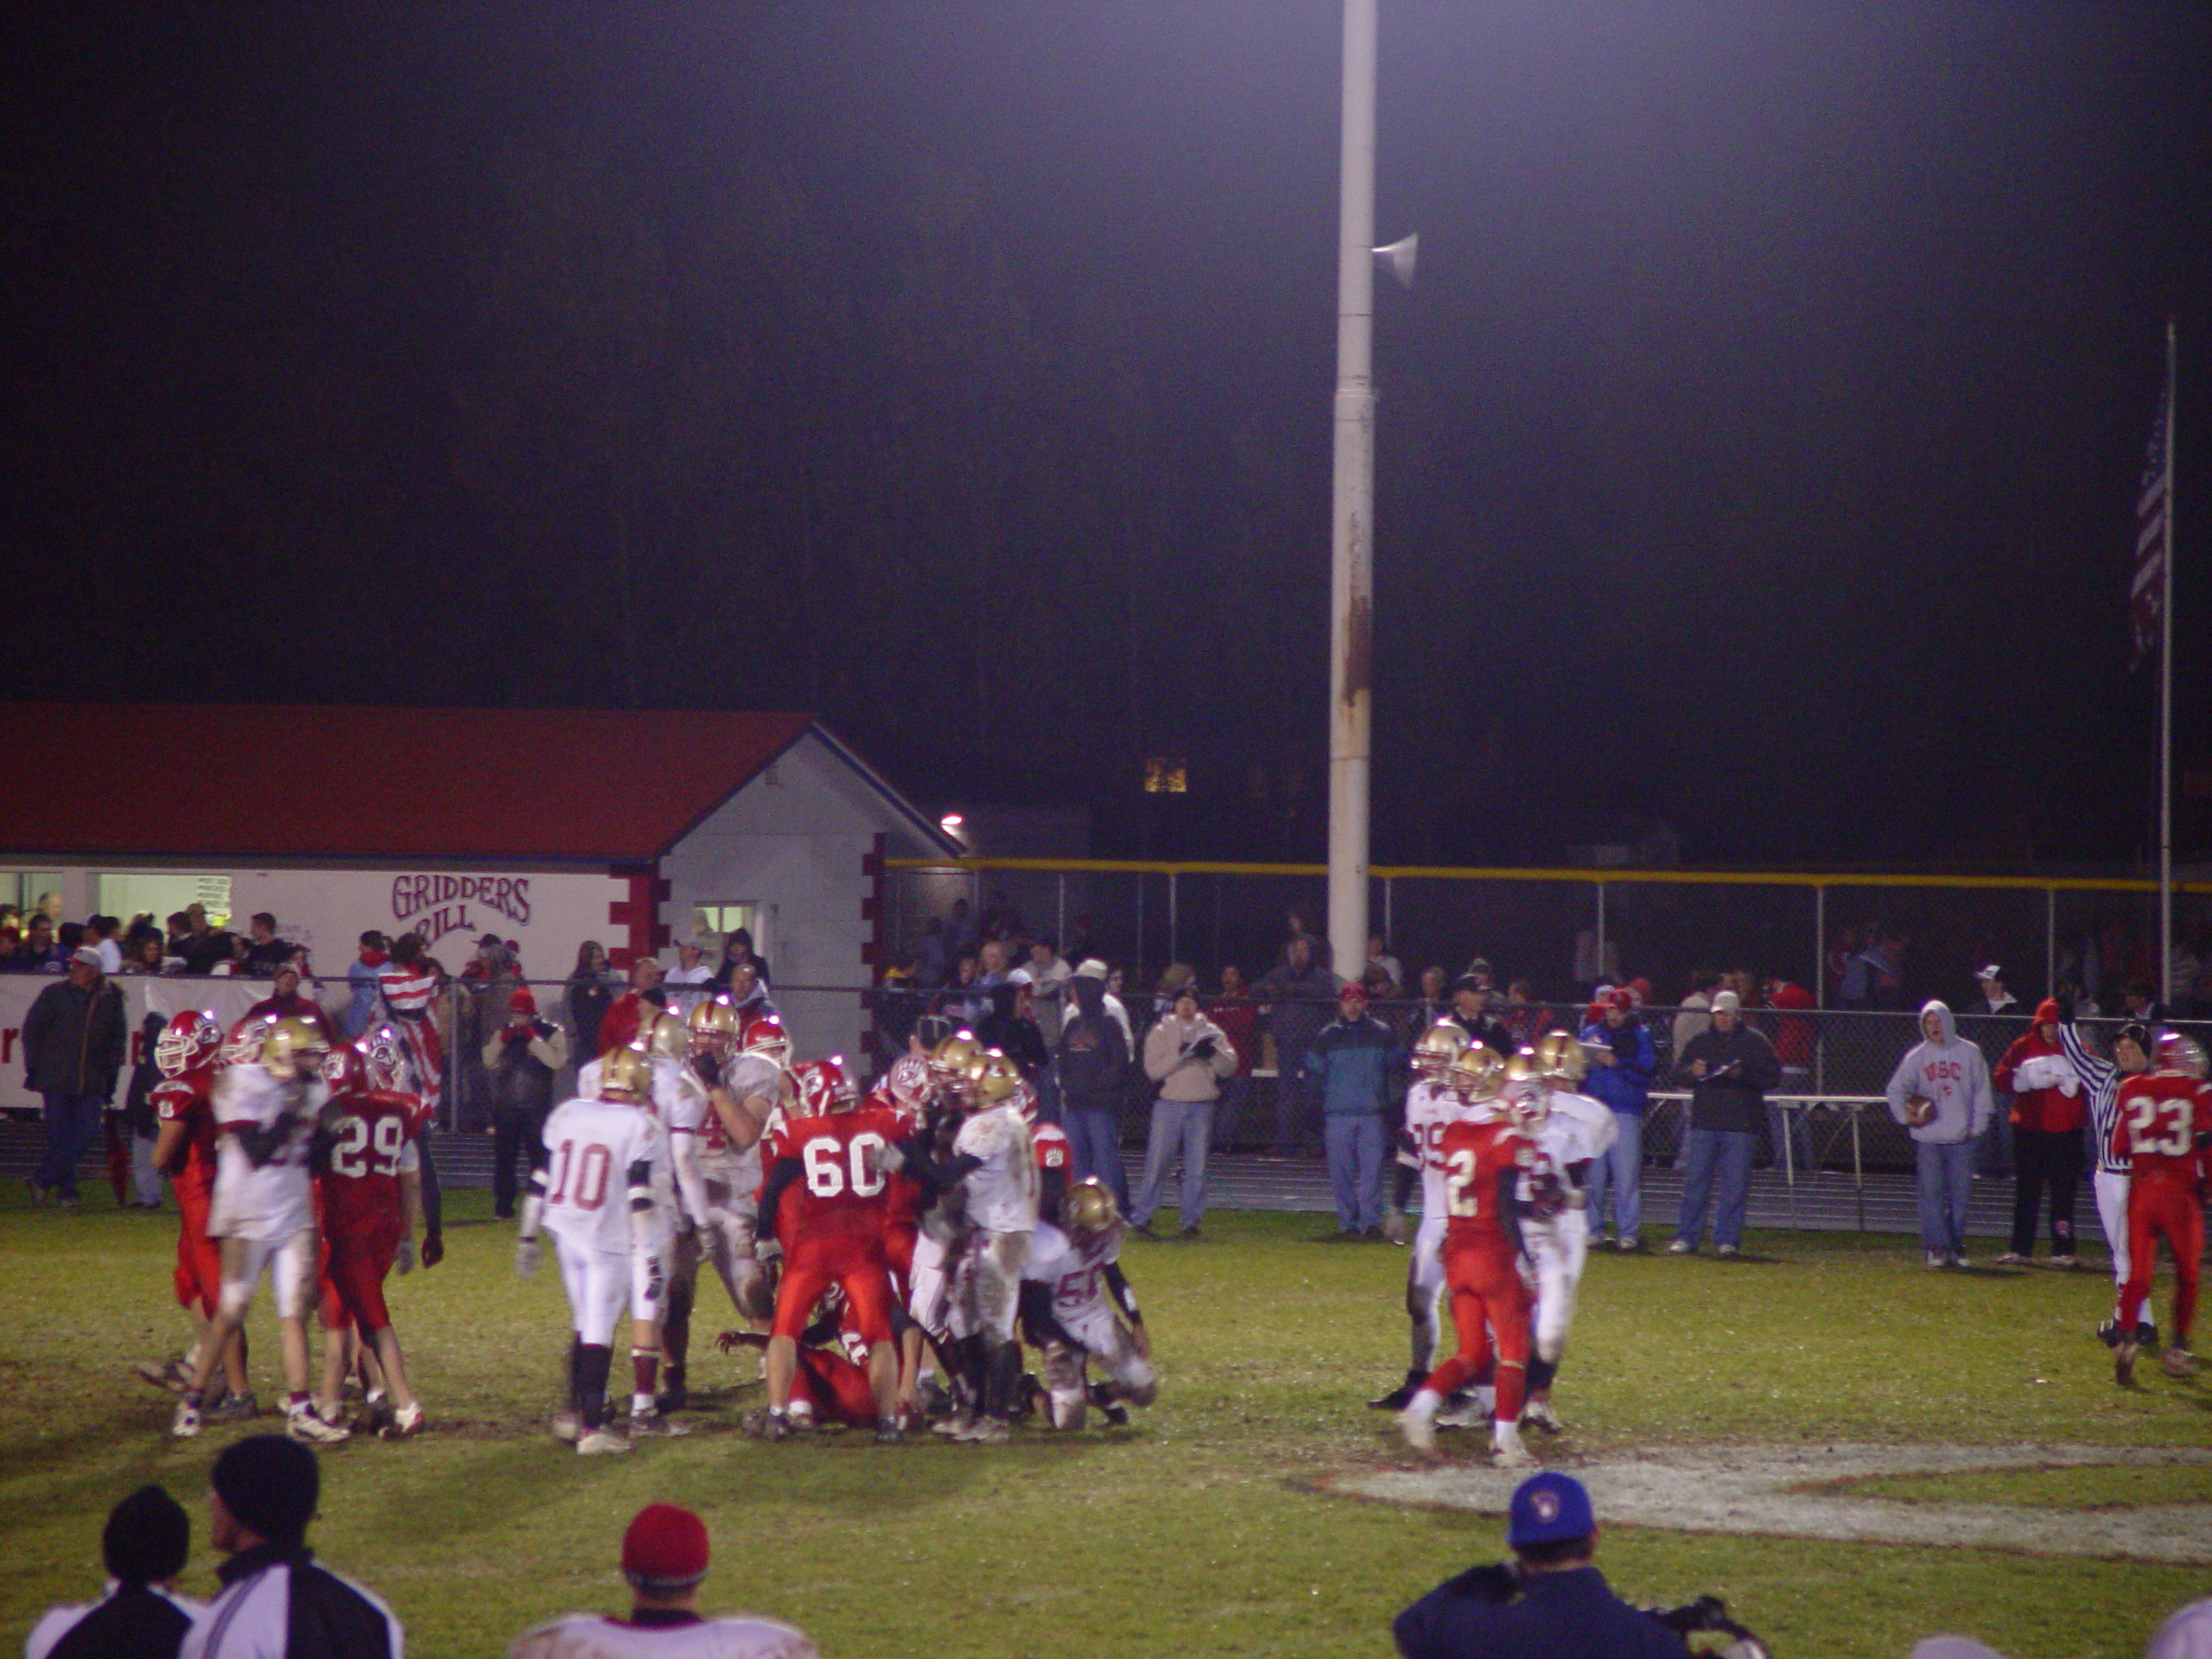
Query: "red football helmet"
792 1058 856 1116
2155 1030 2209 1079
219 1014 276 1071
882 1054 932 1114
741 1014 791 1067
155 1010 223 1079
361 1023 411 1093
321 1040 370 1096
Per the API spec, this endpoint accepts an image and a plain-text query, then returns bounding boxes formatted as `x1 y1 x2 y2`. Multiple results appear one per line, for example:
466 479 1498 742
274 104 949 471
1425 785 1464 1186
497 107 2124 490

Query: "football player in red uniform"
138 1009 253 1414
1397 1044 1541 1469
2109 1032 2212 1383
311 1039 431 1435
752 1058 906 1441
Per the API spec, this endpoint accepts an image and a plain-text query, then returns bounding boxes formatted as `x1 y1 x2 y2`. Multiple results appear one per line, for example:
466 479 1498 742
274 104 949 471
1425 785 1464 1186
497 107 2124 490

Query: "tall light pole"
1326 0 1378 982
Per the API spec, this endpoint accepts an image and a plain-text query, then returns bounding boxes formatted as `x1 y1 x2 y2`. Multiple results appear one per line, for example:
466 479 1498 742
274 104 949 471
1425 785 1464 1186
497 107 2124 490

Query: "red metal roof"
0 704 833 864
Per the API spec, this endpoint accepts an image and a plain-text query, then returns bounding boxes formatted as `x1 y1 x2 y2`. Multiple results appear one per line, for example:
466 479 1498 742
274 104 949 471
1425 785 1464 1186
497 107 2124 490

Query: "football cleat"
2116 1340 2139 1386
550 1409 582 1443
136 1356 193 1394
576 1427 632 1456
1368 1381 1420 1412
628 1408 694 1439
170 1401 202 1440
206 1392 260 1425
1492 1440 1540 1471
2160 1348 2200 1379
380 1402 426 1439
1522 1399 1564 1434
287 1404 351 1445
742 1408 791 1442
932 1408 976 1439
874 1416 906 1444
1395 1406 1437 1454
957 1416 1011 1445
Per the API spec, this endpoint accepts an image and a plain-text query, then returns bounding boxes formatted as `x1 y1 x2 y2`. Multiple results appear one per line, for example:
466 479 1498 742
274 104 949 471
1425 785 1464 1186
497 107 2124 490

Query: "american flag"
2132 381 2173 669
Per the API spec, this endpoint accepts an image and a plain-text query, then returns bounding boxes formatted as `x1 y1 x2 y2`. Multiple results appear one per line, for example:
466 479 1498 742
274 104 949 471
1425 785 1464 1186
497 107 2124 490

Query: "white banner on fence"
0 976 268 1115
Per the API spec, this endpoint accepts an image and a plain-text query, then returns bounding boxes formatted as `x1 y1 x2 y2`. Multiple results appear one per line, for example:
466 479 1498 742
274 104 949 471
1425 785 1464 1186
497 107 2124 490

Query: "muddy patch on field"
1319 1443 2212 1564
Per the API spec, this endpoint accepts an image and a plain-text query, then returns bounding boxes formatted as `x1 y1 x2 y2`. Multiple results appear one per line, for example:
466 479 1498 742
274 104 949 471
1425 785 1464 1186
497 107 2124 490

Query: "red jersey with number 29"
1434 1117 1534 1249
316 1090 427 1231
766 1105 906 1245
2111 1074 2212 1184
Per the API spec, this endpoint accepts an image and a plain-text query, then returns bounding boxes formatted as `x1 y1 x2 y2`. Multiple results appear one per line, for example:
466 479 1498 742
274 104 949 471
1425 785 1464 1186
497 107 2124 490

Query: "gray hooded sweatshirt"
1884 1000 1994 1145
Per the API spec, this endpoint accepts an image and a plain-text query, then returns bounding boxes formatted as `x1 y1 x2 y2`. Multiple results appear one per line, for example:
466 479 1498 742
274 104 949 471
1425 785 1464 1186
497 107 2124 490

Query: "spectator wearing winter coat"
1133 984 1238 1236
1306 984 1402 1237
345 932 389 1039
1761 975 1818 1178
484 985 569 1220
563 941 618 1069
24 947 129 1208
1256 938 1338 1157
1885 1000 1996 1267
1670 991 1781 1255
1057 968 1132 1211
1020 937 1072 1046
1207 965 1262 1152
1580 991 1656 1249
1990 999 2086 1265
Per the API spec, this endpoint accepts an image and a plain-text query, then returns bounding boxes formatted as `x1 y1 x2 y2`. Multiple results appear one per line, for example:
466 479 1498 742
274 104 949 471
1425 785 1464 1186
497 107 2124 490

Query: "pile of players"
143 1007 436 1445
517 998 1156 1452
1368 1020 1618 1469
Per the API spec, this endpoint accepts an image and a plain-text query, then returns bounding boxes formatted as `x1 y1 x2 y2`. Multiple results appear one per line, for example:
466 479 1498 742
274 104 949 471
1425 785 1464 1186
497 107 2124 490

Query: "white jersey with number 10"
538 1096 670 1255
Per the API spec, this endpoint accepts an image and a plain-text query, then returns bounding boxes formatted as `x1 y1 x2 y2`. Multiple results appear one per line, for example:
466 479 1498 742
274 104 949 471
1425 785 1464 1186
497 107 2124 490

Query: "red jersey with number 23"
766 1105 906 1246
2111 1074 2212 1186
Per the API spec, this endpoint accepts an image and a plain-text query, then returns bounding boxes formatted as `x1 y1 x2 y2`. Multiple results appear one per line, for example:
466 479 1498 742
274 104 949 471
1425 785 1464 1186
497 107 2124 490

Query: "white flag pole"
2159 317 2177 1007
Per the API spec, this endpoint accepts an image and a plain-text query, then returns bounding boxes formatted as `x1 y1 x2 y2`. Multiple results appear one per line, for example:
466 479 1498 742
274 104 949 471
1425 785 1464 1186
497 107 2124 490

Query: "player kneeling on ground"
1020 1179 1154 1429
516 1045 677 1455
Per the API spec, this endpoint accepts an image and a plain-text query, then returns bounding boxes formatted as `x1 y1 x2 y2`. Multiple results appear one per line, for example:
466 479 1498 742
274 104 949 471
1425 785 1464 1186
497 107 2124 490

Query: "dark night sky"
5 3 2207 869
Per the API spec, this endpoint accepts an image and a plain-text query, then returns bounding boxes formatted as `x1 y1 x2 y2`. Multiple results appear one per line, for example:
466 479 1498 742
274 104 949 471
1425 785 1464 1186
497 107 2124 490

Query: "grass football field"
3 1194 2205 1658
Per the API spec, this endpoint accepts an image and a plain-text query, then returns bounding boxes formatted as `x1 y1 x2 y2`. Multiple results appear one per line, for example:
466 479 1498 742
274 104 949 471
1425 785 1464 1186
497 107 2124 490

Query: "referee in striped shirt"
2055 1007 2156 1347
181 1436 401 1659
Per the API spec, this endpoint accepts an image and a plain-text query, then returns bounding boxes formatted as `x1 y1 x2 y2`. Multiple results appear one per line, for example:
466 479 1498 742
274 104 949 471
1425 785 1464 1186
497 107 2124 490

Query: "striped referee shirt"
181 1541 402 1659
2056 1019 2131 1177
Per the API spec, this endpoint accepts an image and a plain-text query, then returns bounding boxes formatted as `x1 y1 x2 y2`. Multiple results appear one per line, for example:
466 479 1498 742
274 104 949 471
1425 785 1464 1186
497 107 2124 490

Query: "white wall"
662 734 887 1069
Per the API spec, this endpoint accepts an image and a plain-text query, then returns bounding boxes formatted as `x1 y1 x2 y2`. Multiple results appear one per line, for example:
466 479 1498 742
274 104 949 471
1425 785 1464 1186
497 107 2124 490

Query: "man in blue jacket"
1579 990 1656 1251
1394 1472 1690 1659
1307 983 1401 1239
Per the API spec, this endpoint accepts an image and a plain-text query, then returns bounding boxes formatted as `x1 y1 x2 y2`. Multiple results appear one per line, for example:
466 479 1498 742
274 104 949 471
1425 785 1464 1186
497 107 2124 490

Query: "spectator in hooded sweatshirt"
1991 998 2086 1266
345 931 389 1039
1885 1001 1996 1268
1056 963 1132 1211
1580 990 1656 1250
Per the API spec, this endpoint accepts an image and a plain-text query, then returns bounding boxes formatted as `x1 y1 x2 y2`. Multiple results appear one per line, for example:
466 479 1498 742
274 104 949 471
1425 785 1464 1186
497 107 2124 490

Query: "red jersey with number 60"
1434 1116 1534 1249
316 1090 429 1232
2111 1074 2212 1184
765 1105 906 1245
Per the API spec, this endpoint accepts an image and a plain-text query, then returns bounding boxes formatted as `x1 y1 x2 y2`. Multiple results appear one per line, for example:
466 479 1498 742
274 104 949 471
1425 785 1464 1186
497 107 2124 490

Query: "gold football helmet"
931 1031 983 1083
963 1049 1022 1106
1534 1029 1587 1084
600 1044 654 1102
263 1017 331 1080
1063 1178 1122 1238
642 1008 688 1064
1411 1020 1471 1082
687 996 740 1055
1447 1045 1506 1100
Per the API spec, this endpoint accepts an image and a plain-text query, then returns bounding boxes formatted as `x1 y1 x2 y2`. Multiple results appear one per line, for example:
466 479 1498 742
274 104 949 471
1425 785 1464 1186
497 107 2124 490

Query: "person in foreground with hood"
1885 1001 1995 1268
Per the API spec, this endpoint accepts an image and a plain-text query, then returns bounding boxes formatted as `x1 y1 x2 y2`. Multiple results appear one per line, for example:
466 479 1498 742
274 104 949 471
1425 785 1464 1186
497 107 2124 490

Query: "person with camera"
1131 982 1237 1238
1394 1471 1750 1659
485 983 569 1220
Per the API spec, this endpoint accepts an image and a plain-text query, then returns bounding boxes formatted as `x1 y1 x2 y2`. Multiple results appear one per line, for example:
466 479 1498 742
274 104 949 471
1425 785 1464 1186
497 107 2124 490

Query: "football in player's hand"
1904 1096 1936 1128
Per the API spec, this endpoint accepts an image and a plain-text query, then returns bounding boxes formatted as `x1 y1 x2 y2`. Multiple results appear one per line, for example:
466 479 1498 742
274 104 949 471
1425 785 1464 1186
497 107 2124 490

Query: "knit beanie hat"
105 1485 189 1586
622 1504 709 1592
212 1434 318 1543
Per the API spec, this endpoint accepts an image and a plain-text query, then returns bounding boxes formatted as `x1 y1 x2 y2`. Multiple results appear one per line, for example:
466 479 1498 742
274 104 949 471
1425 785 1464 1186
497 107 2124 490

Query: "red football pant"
320 1220 400 1336
174 1183 221 1319
2118 1173 2204 1348
772 1236 894 1346
790 1345 879 1427
1421 1243 1532 1426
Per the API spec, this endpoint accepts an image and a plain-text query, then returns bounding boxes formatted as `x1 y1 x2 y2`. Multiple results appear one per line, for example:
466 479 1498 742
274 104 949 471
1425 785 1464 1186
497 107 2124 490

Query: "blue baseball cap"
1507 1471 1594 1548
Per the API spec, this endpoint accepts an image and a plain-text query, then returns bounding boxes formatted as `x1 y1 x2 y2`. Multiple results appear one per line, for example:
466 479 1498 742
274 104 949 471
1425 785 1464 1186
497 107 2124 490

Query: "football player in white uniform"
886 1045 1038 1443
509 1503 817 1659
517 1046 677 1455
1020 1179 1154 1428
174 1017 349 1443
1370 1023 1501 1411
1516 1032 1618 1433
